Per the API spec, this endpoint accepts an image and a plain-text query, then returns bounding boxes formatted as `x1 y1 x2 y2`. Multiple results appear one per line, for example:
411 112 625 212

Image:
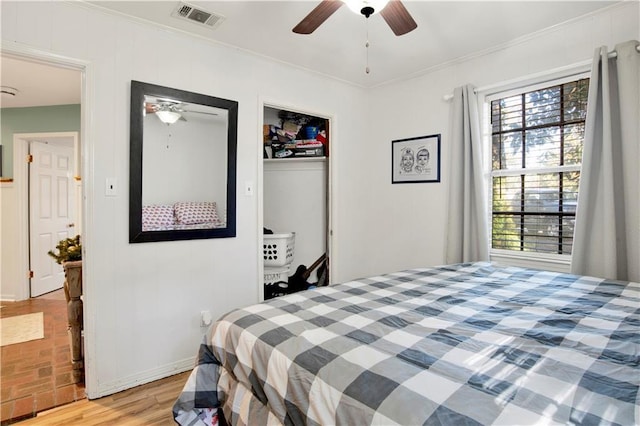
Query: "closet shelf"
264 157 327 163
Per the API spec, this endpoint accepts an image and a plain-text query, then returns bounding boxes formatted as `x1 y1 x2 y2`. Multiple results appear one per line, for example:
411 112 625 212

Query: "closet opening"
261 104 332 300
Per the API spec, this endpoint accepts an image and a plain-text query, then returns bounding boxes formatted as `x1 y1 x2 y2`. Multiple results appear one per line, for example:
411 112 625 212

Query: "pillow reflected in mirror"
142 204 175 231
174 201 222 228
142 201 224 232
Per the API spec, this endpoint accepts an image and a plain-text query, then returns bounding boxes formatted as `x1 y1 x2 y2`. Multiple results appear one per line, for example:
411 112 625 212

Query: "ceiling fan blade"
183 110 218 116
292 0 343 35
380 0 417 36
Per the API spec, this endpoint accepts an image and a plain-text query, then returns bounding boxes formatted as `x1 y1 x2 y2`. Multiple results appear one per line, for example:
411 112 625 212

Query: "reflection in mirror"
142 98 228 229
129 81 238 243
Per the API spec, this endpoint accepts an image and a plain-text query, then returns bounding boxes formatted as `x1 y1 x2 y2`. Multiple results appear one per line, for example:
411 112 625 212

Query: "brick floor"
1 290 85 424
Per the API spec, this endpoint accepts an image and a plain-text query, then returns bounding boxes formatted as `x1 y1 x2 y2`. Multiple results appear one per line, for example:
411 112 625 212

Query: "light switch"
245 181 254 196
105 178 117 196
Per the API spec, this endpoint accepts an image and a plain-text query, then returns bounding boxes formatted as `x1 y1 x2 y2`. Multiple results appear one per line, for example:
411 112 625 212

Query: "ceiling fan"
145 100 218 124
293 0 417 36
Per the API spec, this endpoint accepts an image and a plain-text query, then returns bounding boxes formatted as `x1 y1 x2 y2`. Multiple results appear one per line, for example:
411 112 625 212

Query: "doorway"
1 47 91 406
1 52 83 302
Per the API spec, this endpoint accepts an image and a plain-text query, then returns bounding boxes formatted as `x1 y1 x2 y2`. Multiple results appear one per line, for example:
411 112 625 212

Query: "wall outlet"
200 310 212 327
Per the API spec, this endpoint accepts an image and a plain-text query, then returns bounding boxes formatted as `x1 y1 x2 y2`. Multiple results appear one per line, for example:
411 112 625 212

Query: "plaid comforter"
174 262 639 425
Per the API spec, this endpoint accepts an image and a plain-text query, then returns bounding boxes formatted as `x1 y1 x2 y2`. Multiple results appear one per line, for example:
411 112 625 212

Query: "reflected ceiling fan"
145 100 218 124
293 0 417 36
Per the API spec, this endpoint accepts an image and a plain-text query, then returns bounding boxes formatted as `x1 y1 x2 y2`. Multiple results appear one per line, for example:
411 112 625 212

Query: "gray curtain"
571 40 640 282
445 85 490 263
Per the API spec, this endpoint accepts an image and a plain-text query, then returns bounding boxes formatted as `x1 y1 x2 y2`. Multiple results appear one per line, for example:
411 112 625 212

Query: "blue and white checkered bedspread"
174 262 639 425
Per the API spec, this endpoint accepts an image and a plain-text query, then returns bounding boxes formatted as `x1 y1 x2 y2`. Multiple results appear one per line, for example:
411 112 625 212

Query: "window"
490 78 589 255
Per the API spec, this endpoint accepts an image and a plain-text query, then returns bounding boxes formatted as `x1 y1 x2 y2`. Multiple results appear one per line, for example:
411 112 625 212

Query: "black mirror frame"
129 80 238 243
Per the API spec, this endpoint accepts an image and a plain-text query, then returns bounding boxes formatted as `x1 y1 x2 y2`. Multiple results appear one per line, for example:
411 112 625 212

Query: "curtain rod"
608 44 640 58
443 44 640 102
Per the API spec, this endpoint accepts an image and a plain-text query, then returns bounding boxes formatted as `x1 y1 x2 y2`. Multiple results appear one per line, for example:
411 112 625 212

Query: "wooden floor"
1 290 192 425
1 290 85 423
15 371 190 425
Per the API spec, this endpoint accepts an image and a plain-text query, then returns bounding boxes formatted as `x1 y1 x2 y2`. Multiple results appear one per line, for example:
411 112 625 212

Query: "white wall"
143 114 227 206
1 1 367 398
336 1 639 281
0 181 18 300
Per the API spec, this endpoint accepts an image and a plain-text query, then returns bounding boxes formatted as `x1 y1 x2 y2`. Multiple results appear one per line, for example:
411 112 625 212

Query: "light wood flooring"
16 371 190 425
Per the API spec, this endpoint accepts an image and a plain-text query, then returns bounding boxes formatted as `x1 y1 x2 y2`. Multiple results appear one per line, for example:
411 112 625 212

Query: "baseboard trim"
90 356 195 399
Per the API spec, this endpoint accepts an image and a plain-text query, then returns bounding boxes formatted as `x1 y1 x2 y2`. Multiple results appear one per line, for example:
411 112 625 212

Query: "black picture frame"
392 134 441 184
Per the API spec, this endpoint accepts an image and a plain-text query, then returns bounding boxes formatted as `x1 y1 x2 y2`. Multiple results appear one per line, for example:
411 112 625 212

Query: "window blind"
490 78 589 255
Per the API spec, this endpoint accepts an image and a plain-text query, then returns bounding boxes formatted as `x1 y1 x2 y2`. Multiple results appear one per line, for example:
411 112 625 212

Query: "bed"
173 262 639 425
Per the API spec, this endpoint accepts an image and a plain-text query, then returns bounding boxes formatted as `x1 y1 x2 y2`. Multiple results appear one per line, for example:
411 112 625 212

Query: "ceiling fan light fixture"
156 110 181 124
292 0 415 36
345 0 390 17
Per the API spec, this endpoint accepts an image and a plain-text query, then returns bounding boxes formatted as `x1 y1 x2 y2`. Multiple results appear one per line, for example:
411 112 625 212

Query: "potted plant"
48 234 84 383
48 234 82 264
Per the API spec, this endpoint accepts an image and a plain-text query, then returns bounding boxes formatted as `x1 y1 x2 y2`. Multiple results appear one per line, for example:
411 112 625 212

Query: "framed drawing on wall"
392 134 441 184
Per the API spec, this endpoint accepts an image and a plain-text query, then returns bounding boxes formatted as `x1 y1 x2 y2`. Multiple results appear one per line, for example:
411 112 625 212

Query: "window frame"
479 69 591 271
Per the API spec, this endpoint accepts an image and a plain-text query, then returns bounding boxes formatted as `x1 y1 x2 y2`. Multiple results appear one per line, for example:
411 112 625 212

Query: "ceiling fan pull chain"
366 40 370 74
365 20 370 74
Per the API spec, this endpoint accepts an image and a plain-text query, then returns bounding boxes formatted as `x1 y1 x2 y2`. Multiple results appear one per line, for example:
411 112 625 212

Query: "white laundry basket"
264 266 290 299
263 232 295 267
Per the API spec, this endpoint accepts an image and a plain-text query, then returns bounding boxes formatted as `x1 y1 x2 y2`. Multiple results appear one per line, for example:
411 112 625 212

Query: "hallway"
1 290 85 424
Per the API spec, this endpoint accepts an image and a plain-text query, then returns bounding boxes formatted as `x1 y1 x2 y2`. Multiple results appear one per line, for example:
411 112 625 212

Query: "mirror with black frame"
129 80 238 243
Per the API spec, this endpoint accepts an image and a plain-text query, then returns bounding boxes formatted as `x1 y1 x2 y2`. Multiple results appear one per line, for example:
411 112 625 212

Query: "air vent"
171 2 225 29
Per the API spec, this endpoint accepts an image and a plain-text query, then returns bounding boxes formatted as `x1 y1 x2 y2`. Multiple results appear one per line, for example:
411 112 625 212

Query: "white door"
29 140 76 297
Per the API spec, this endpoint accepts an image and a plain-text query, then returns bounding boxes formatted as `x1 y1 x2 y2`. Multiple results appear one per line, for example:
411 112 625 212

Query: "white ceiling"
88 0 618 87
0 56 81 109
1 1 621 108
